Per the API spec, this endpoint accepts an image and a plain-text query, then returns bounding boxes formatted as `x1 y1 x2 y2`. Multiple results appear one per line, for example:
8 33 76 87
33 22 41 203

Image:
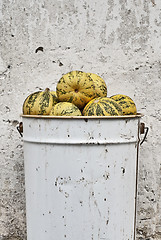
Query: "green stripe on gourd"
49 102 82 116
110 94 137 115
50 91 59 105
83 97 123 116
23 88 57 115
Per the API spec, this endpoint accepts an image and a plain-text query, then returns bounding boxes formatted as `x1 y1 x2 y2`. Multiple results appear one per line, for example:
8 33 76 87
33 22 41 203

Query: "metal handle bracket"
140 122 149 145
17 122 23 137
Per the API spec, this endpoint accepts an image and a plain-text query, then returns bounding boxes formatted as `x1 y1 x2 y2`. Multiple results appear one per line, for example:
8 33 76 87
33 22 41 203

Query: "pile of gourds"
23 70 137 116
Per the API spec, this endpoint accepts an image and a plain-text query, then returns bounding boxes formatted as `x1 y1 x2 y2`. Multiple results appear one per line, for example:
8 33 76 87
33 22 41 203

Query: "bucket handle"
17 122 23 137
140 122 149 145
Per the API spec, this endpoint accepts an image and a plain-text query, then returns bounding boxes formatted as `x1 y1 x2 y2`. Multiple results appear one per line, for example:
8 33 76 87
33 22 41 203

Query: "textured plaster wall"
0 0 161 239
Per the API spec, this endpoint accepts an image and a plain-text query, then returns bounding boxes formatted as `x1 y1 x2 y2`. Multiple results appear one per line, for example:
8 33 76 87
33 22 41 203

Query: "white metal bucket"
22 115 142 240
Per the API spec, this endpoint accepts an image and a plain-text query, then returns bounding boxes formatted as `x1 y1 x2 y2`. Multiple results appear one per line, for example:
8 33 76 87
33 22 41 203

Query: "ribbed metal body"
22 115 142 240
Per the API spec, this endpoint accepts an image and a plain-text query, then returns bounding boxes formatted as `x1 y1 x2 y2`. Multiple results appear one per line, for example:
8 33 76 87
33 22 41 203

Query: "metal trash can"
21 114 147 240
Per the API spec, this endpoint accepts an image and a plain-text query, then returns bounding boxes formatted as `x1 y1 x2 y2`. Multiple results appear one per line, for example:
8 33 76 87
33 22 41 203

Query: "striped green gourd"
86 73 107 98
56 70 96 109
23 88 56 115
110 94 137 115
49 102 82 116
83 97 123 116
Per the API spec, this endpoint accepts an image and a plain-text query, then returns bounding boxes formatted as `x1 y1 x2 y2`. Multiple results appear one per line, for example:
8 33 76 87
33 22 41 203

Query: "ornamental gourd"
56 71 108 110
110 94 137 115
23 88 56 115
83 97 123 116
86 73 107 98
49 102 82 116
56 71 97 109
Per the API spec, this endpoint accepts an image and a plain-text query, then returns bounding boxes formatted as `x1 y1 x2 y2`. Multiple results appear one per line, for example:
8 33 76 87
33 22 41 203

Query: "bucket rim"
21 113 143 119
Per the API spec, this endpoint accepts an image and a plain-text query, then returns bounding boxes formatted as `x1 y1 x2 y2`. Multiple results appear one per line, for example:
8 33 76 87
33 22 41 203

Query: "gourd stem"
45 88 50 92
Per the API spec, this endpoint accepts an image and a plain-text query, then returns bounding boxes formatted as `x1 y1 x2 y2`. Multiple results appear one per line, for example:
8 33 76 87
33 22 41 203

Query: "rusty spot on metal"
65 192 69 198
140 122 145 134
125 119 130 123
80 200 83 206
103 172 110 180
89 136 94 139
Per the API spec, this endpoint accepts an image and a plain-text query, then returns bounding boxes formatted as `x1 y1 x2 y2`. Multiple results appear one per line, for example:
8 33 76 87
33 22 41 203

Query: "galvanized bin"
22 114 144 240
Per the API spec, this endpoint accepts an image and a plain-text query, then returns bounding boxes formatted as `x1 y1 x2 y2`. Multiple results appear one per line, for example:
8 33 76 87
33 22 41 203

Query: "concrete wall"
0 0 161 239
